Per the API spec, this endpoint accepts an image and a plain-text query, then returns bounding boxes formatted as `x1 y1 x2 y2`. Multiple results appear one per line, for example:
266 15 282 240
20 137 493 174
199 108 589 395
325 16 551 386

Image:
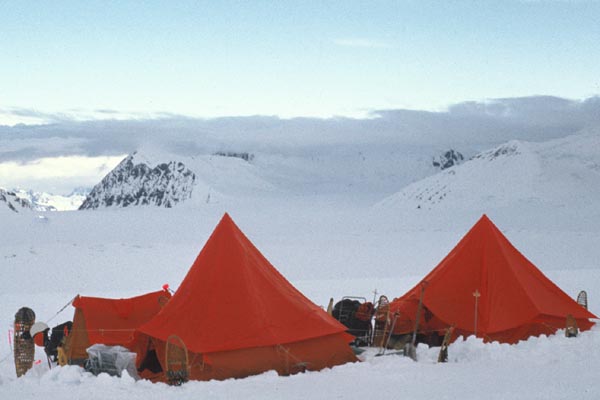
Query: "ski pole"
376 312 399 356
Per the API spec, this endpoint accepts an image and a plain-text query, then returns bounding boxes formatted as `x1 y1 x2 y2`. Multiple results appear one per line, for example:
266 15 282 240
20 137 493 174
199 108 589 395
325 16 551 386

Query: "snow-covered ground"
1 128 600 398
3 331 600 399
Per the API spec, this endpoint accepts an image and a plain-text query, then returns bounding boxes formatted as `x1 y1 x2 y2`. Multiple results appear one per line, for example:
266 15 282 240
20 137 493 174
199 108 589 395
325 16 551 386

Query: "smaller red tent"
390 215 596 344
133 213 356 382
64 290 170 364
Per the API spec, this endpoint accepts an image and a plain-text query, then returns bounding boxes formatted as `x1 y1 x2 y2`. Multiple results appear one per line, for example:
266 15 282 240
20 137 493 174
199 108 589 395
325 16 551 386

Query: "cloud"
0 155 125 194
0 95 599 193
373 95 600 145
0 107 58 126
333 38 392 49
94 109 120 115
0 107 187 127
0 95 599 163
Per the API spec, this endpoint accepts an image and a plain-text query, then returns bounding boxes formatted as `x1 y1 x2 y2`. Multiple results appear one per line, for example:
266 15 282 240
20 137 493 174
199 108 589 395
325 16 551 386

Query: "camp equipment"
332 297 373 346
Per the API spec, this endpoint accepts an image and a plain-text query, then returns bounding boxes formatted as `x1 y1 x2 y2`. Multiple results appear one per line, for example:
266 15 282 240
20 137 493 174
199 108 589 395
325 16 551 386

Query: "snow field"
1 129 600 398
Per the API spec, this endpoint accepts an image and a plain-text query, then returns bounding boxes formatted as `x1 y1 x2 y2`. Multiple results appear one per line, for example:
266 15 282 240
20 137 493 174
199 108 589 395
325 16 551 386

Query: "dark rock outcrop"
79 154 195 209
0 188 32 213
433 149 464 170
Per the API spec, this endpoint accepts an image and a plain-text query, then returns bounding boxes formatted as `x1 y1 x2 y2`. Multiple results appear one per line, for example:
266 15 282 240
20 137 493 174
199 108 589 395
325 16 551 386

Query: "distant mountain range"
0 188 32 214
76 147 466 209
7 126 600 218
12 187 90 211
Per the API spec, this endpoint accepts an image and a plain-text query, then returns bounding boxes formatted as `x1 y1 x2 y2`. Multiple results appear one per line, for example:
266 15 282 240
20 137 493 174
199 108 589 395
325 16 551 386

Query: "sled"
565 314 578 338
437 325 455 363
577 290 588 310
14 307 36 377
165 335 190 385
372 295 390 348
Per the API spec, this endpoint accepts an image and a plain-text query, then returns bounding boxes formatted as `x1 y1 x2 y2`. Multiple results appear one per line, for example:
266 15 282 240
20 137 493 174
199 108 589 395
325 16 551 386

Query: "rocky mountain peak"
432 149 464 170
79 154 196 209
0 188 32 213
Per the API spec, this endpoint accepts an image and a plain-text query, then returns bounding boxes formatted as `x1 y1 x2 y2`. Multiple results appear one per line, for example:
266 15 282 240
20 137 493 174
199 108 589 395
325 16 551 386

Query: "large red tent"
390 214 596 344
133 213 356 381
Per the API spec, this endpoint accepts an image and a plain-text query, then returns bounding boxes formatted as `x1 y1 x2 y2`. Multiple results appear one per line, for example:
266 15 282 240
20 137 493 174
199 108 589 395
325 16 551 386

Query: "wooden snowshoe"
437 325 455 363
577 290 588 310
565 314 578 338
165 335 190 385
14 307 36 377
372 295 390 347
57 346 68 366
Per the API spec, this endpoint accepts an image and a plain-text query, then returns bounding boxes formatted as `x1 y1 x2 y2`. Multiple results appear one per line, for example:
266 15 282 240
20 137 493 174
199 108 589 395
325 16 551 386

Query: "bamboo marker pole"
407 282 427 361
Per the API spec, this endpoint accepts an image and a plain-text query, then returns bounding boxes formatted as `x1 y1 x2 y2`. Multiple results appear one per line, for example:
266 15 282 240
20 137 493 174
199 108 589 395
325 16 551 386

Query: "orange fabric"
390 215 597 344
65 308 90 362
134 213 356 381
135 332 356 382
70 290 170 348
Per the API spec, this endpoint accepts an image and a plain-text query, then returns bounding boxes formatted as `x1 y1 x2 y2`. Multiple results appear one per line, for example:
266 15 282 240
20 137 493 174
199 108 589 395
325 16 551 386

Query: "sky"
1 1 600 122
1 1 600 194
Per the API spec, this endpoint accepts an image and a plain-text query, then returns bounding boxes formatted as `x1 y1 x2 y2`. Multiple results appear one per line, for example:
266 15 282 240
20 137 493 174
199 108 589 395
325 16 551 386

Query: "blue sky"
1 1 600 121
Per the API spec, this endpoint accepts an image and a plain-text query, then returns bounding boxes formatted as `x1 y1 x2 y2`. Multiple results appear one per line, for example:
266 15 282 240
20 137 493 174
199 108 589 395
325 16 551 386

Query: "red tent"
390 214 596 344
64 290 170 364
133 213 356 381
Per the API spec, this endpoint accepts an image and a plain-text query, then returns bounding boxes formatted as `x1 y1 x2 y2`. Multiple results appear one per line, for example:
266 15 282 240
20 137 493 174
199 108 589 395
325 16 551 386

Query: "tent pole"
473 289 481 337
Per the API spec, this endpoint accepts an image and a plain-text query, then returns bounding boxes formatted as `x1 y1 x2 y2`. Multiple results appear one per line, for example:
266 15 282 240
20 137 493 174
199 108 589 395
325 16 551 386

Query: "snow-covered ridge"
376 140 537 211
375 132 600 213
79 154 196 209
0 187 32 213
472 140 522 161
213 151 255 162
